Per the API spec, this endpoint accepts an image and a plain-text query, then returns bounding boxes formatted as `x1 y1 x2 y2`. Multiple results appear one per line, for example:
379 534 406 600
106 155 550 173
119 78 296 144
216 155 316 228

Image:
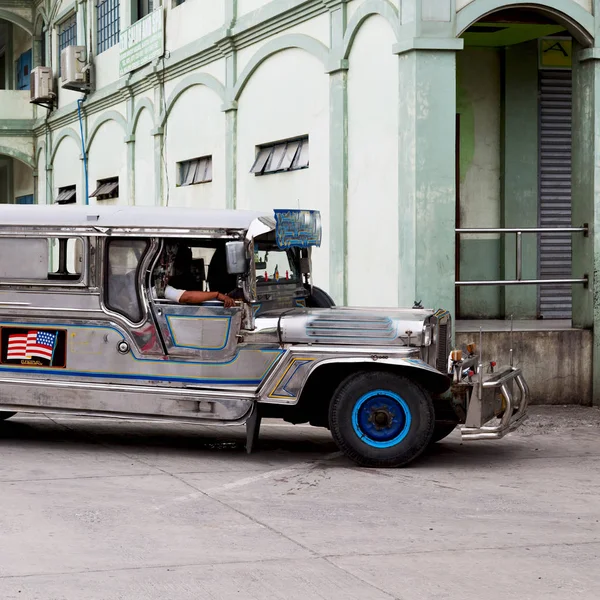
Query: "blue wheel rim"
351 389 412 448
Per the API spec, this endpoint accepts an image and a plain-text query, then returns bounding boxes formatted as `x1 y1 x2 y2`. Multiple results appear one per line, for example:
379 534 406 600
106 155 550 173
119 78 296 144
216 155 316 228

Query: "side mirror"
225 241 248 275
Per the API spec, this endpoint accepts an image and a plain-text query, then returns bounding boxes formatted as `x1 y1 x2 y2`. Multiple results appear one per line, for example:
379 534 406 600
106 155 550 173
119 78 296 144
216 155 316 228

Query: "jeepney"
0 205 528 467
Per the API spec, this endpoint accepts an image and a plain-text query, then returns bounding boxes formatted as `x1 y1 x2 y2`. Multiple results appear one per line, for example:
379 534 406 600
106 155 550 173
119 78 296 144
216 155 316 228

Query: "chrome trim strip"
0 405 252 427
0 307 103 314
0 302 31 306
0 375 257 400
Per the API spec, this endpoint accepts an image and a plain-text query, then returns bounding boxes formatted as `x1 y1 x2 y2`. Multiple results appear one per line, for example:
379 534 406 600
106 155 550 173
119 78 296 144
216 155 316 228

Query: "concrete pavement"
0 406 599 599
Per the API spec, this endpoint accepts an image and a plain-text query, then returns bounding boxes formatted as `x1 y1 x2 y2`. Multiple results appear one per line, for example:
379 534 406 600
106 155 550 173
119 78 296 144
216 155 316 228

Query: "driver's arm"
179 290 235 308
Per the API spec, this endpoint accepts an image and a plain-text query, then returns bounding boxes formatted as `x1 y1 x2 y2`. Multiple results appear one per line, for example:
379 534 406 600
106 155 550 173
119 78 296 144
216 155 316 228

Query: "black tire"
305 285 335 308
329 371 435 468
430 422 457 444
0 411 16 421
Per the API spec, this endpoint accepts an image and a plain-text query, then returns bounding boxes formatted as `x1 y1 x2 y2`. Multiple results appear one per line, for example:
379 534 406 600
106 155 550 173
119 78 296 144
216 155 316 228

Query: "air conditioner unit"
30 67 54 104
61 45 88 91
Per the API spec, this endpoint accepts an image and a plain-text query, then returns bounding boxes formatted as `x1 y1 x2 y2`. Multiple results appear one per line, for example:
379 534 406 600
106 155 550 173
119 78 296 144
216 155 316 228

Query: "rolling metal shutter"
538 69 572 319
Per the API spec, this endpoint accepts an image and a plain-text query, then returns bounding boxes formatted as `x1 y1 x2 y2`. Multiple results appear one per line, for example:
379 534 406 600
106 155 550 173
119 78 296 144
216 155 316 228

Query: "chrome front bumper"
460 367 530 441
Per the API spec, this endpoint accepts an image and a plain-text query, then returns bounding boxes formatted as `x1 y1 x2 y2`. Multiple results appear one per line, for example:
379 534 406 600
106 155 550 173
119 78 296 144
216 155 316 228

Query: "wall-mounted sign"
539 38 572 69
119 9 164 76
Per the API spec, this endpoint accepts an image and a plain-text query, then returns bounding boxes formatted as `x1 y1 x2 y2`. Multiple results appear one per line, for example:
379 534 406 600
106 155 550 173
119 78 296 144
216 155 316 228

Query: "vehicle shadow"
0 416 337 460
0 416 525 470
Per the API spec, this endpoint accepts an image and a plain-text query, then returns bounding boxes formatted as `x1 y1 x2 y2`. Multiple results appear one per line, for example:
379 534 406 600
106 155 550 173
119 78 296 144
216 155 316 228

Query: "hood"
273 307 436 347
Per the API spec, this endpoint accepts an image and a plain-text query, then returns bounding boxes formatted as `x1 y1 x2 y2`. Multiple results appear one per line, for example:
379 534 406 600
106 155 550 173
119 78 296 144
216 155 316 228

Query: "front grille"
436 323 449 373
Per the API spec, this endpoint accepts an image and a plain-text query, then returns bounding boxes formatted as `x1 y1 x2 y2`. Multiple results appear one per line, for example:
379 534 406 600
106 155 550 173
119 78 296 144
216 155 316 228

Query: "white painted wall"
13 159 34 199
237 0 271 19
163 61 226 99
134 108 156 206
2 135 35 158
0 91 34 119
94 45 120 90
347 15 399 307
236 47 330 290
166 0 225 52
163 82 226 209
51 134 81 201
87 119 127 205
236 14 330 76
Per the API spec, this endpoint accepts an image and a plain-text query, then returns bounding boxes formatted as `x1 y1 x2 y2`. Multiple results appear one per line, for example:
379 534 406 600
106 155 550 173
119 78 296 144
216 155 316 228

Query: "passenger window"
152 241 237 299
48 238 84 280
106 239 148 322
0 237 84 282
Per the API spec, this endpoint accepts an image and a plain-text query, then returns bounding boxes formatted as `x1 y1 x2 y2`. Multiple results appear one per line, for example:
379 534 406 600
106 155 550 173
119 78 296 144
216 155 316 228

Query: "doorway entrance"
455 9 583 321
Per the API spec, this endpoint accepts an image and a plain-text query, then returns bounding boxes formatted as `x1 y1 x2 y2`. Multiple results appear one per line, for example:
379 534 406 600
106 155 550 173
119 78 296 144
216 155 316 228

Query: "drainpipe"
77 97 89 205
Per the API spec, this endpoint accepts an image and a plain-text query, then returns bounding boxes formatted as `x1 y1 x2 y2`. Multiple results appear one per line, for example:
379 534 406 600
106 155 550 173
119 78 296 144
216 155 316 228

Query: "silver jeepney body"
0 205 527 442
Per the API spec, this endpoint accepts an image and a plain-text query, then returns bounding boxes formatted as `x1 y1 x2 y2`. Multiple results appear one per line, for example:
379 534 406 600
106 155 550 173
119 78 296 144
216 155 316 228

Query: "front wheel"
0 411 16 421
329 372 434 468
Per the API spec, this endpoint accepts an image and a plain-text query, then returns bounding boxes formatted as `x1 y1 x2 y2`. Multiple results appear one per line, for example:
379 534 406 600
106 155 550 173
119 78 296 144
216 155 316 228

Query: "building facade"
1 0 600 401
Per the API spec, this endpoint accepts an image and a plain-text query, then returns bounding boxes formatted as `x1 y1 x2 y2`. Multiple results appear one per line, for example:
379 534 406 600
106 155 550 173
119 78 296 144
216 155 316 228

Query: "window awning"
90 180 119 198
55 187 76 204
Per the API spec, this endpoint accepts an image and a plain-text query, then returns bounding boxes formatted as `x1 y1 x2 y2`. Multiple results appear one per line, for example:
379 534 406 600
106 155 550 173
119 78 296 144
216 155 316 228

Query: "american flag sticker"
1 328 66 368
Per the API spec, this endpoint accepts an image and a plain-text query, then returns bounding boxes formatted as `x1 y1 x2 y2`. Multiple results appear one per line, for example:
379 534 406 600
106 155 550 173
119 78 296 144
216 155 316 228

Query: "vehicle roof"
0 205 271 231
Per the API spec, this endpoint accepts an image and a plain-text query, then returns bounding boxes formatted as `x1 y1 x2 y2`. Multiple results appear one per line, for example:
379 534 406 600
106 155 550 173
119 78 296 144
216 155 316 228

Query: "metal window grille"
97 0 120 55
251 137 309 176
58 14 77 74
178 156 213 186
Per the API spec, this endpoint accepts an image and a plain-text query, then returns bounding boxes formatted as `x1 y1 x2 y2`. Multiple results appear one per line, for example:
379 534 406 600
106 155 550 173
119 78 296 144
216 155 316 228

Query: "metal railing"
455 225 589 287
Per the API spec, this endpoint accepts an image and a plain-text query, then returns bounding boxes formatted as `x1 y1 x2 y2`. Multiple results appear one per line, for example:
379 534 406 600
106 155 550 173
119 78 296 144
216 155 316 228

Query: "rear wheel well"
261 362 450 428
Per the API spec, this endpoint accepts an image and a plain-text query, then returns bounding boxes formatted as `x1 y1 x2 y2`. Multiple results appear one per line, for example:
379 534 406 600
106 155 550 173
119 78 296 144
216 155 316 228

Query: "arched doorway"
455 6 592 321
0 154 34 204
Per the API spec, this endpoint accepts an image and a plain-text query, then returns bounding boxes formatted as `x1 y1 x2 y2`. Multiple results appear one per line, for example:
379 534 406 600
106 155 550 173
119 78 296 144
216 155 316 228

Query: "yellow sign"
539 38 572 69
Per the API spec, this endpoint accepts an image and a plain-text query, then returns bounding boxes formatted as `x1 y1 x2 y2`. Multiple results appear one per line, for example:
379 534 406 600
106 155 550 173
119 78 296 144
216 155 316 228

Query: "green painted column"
78 105 88 205
393 0 462 315
123 83 135 206
152 70 164 206
45 129 52 205
327 66 348 305
220 37 237 210
395 42 461 315
572 46 600 405
152 127 163 206
224 104 237 210
326 2 348 305
503 41 539 319
222 3 238 210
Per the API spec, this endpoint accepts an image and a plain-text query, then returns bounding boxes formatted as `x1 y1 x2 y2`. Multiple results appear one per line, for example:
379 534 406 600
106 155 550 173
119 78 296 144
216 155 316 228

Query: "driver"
154 244 235 308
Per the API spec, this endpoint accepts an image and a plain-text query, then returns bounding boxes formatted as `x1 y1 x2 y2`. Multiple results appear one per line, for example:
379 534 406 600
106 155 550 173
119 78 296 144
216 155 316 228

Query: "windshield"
254 246 298 285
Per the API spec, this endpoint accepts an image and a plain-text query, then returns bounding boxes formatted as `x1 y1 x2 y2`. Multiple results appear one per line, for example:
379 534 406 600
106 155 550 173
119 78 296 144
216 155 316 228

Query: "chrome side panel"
258 345 451 405
0 378 254 424
152 302 243 361
0 318 283 388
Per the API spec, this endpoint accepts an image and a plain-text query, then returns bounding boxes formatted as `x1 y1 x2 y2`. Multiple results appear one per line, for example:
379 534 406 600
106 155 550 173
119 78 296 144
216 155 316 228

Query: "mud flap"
245 404 262 454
